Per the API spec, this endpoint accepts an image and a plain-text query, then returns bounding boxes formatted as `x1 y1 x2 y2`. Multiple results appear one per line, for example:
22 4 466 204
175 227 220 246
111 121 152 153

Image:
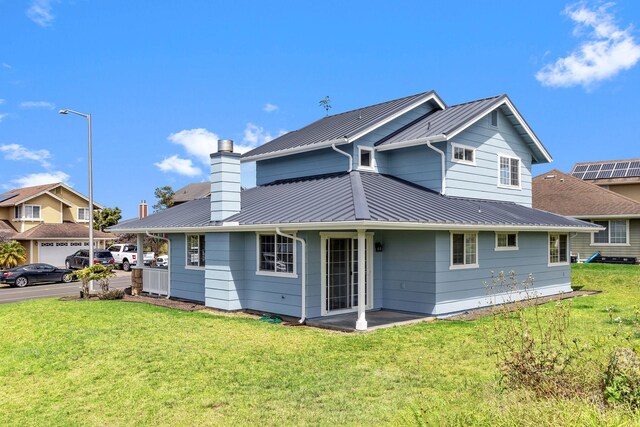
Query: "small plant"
71 264 116 299
604 347 640 408
0 241 26 269
98 288 125 300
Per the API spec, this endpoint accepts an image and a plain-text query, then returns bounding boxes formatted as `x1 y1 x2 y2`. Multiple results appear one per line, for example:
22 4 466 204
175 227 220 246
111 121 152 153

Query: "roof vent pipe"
218 139 234 153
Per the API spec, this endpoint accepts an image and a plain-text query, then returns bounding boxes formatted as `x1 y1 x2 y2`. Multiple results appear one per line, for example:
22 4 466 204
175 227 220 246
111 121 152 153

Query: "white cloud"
263 103 279 113
168 128 219 164
241 123 285 152
536 2 640 88
0 144 51 167
11 171 70 187
20 101 55 109
27 0 56 27
155 155 202 177
1 63 11 69
0 113 7 123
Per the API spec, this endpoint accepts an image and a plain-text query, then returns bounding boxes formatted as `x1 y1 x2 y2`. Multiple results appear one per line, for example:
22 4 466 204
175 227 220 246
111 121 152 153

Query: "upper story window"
490 110 499 127
495 232 518 250
358 146 375 170
78 207 91 222
186 234 205 268
592 220 628 245
14 204 41 220
450 232 478 269
257 233 296 276
451 143 475 165
498 155 520 188
549 233 568 265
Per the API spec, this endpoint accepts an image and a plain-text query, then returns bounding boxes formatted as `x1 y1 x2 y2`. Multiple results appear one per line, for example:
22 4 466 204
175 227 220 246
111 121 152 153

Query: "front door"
321 234 372 315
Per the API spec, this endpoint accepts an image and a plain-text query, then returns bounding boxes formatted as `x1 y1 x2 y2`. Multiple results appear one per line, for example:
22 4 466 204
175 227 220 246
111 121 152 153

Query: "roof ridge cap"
447 94 503 109
349 171 371 220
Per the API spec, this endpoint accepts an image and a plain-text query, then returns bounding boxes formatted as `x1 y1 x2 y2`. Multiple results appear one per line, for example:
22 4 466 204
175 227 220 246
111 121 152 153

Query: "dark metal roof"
109 172 597 231
173 182 211 204
241 91 441 159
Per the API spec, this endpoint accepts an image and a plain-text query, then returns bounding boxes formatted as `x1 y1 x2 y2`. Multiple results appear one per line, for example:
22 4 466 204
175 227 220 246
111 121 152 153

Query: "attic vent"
544 175 556 179
490 110 498 127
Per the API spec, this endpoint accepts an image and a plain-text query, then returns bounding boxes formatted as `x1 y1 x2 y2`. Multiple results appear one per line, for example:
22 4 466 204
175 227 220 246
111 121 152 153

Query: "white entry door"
39 241 89 267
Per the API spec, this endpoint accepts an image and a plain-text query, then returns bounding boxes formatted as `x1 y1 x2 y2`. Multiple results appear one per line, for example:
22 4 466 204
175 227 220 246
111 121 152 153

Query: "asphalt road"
0 270 131 304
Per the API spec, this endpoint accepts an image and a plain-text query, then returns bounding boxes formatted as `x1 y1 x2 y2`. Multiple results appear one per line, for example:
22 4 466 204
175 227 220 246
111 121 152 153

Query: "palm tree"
0 241 27 269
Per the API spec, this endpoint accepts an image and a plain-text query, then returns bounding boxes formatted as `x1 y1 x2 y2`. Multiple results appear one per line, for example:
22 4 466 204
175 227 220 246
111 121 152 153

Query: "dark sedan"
0 264 74 288
65 249 115 270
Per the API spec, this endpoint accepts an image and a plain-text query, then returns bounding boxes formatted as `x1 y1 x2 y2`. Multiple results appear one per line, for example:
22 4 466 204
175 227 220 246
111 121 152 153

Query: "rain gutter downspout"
426 140 446 195
146 231 171 299
276 228 306 323
332 138 352 172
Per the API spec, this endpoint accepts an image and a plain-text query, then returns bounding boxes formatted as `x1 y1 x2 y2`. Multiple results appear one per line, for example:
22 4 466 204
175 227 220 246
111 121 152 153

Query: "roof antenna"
319 96 332 116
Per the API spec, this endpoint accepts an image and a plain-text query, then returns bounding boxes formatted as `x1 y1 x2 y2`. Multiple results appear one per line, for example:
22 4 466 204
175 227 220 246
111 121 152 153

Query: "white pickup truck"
106 244 155 271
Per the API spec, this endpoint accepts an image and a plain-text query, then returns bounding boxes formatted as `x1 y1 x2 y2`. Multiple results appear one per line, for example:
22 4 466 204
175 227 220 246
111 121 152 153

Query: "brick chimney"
139 200 148 219
210 139 241 222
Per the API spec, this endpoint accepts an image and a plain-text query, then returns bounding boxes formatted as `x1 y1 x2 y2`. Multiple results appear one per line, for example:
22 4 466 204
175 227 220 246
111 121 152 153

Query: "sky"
1 0 640 219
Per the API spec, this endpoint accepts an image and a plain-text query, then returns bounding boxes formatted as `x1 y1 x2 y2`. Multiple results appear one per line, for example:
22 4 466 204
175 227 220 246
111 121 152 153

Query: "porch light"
375 242 383 252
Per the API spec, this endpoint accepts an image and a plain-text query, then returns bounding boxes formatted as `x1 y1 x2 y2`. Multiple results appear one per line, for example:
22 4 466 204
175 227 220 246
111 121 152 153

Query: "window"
451 232 478 269
499 155 520 187
186 234 205 268
549 233 568 265
257 233 296 276
490 110 498 127
358 147 374 170
14 204 41 220
495 232 518 250
452 143 475 165
592 220 628 245
78 207 90 221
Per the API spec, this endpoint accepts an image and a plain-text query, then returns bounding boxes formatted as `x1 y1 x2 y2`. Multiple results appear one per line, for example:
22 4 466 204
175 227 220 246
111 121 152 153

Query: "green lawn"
0 264 639 426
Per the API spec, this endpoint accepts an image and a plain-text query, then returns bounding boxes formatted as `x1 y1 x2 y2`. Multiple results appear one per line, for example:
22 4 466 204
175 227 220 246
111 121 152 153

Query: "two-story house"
110 90 598 330
0 182 111 266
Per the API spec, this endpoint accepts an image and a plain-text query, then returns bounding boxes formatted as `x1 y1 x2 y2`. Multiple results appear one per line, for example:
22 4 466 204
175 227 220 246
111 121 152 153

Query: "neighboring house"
172 182 211 206
533 169 640 262
570 158 640 203
0 182 111 266
109 90 598 330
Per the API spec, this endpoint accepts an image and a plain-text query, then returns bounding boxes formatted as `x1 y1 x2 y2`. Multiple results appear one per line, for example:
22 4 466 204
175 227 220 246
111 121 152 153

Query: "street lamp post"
59 109 94 292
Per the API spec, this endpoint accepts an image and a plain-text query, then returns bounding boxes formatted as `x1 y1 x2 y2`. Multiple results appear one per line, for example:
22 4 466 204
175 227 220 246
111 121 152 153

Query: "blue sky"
1 0 640 219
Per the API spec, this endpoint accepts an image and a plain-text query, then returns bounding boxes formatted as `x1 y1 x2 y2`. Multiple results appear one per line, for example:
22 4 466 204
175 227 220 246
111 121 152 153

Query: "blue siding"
205 233 245 310
255 148 350 185
444 109 533 206
168 234 205 302
385 144 444 192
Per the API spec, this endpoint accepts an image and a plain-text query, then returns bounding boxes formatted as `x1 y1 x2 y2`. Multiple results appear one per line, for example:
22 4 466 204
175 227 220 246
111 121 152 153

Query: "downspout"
332 138 352 173
276 228 306 323
426 141 446 195
146 231 171 299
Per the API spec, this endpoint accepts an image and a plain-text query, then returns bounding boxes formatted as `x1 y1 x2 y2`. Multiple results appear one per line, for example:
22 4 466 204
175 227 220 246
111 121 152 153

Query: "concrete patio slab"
306 309 435 332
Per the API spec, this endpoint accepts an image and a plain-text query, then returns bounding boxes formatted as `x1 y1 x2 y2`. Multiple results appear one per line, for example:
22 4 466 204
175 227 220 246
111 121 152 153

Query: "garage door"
39 241 89 267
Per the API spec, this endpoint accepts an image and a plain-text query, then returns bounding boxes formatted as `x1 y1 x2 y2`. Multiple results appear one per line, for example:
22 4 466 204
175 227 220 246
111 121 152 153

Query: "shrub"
98 288 125 300
604 347 640 408
71 264 116 298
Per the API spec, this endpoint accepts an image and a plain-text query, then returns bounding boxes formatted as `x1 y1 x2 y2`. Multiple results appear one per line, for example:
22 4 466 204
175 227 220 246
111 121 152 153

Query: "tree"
0 241 27 269
71 264 116 298
319 95 332 116
93 207 122 232
153 186 174 212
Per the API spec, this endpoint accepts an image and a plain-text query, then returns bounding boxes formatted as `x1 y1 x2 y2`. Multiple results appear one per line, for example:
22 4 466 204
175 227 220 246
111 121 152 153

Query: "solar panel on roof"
615 162 630 169
601 163 615 170
0 194 17 203
597 170 613 179
629 161 640 168
627 168 640 177
583 172 598 179
573 165 588 173
587 164 601 172
572 172 585 179
612 169 627 178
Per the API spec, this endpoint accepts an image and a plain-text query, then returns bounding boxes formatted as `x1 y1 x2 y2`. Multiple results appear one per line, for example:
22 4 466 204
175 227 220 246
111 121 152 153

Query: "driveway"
0 270 131 304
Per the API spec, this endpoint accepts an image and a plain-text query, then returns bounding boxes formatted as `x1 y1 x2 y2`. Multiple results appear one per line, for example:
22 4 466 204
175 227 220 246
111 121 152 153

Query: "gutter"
146 231 171 299
426 141 446 195
331 142 353 172
276 228 306 324
375 134 447 152
241 137 350 163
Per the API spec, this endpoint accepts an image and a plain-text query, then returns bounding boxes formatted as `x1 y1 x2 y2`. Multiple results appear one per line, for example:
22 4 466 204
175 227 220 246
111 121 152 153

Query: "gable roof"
0 182 103 208
173 182 211 204
241 91 446 162
12 222 112 240
376 94 551 164
109 171 596 233
532 169 640 218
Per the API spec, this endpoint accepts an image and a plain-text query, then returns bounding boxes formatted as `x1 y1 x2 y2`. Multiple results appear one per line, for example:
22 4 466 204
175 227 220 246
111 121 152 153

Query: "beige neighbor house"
0 182 111 266
570 158 640 203
533 170 640 262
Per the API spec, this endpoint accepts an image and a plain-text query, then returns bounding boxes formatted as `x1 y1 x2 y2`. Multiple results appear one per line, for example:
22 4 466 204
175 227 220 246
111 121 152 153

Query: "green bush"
604 347 640 408
98 289 125 300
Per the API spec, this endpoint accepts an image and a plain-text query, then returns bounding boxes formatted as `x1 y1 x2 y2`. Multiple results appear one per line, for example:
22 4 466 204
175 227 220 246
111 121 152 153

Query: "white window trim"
590 219 631 247
185 233 205 270
77 207 90 222
14 204 43 221
489 110 499 128
497 153 522 190
449 231 479 270
255 232 298 278
495 232 519 251
548 233 569 267
357 146 376 171
451 142 476 166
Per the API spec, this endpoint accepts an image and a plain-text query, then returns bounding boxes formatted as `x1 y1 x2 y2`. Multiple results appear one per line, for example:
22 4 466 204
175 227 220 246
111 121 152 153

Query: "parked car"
0 263 74 287
65 249 115 270
106 244 155 271
155 255 169 267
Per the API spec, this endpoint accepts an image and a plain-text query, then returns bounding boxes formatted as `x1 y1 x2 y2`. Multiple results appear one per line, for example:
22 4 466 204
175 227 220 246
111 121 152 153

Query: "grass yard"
0 264 639 426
